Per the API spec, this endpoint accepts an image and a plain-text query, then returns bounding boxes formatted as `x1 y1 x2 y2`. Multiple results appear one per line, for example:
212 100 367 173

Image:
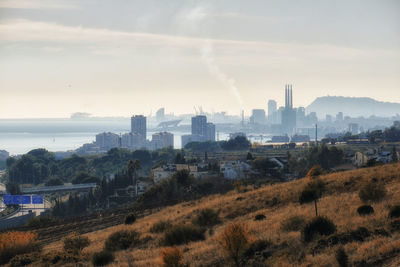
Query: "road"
0 183 5 211
7 199 50 218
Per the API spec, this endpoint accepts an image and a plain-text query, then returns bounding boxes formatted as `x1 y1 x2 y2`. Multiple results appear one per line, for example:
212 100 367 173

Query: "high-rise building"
191 115 207 136
336 112 343 122
281 84 296 134
206 123 216 141
348 123 359 135
250 109 266 124
131 115 146 140
182 115 215 147
268 100 277 123
151 132 174 149
95 132 120 151
121 132 144 150
326 114 333 123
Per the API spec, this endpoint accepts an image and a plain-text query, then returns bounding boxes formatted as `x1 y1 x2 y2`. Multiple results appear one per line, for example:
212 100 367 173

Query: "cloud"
0 0 77 10
0 19 388 62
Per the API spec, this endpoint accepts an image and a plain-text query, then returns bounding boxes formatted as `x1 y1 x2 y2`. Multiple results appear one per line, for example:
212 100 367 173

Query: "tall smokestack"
290 84 293 109
285 85 288 108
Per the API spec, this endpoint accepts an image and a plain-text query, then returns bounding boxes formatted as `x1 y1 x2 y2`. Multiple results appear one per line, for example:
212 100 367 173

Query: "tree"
252 157 280 178
6 182 21 195
127 160 141 195
299 179 325 216
246 152 253 161
392 146 398 163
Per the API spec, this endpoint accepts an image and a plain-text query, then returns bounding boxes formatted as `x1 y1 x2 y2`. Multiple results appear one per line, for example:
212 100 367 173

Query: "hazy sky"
0 0 399 118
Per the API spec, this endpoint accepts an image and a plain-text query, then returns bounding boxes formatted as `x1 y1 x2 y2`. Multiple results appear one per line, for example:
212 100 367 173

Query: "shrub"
302 216 336 243
0 231 40 265
335 247 349 267
280 215 306 232
104 230 139 252
92 250 114 266
163 224 205 246
161 246 184 267
357 205 374 216
63 234 90 255
192 208 221 227
150 220 172 233
218 222 252 267
243 239 271 258
9 253 37 267
254 214 266 221
26 216 58 228
359 180 386 203
389 205 400 218
124 213 136 225
306 165 324 178
45 177 63 186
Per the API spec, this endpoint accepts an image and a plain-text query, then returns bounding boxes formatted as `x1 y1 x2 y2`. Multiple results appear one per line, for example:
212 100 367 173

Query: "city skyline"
1 0 399 118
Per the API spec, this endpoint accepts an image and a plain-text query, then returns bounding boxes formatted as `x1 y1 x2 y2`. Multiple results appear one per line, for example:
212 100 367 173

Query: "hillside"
23 163 398 267
306 96 400 118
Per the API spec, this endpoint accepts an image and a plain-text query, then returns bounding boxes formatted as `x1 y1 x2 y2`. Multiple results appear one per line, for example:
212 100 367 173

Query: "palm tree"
127 160 141 195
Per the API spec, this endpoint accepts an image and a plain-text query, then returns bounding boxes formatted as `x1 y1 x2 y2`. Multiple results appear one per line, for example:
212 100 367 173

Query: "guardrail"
22 183 97 194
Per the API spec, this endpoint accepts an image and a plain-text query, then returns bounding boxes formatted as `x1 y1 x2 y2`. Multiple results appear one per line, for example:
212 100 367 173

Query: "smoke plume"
201 39 244 108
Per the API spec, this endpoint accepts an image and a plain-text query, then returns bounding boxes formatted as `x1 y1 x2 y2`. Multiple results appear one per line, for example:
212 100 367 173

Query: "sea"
0 118 231 155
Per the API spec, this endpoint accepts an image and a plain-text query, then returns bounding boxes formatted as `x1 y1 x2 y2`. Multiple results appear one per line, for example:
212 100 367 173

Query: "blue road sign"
32 195 44 204
3 195 31 205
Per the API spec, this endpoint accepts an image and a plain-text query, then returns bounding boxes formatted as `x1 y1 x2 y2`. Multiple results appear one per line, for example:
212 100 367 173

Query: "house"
354 151 376 167
353 149 395 167
220 161 251 179
151 164 199 184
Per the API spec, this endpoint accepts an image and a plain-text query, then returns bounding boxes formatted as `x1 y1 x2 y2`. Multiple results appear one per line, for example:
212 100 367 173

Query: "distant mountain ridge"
306 96 400 118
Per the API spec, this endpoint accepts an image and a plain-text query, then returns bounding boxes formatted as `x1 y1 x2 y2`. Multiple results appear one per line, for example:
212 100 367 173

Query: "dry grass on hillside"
34 163 400 266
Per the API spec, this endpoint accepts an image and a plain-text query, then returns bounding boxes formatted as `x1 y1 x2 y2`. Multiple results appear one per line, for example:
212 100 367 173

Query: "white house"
220 161 251 179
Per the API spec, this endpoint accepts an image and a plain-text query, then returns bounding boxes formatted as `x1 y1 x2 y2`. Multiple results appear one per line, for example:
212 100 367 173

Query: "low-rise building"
220 161 251 179
271 135 289 143
152 164 199 184
354 149 395 167
291 134 310 143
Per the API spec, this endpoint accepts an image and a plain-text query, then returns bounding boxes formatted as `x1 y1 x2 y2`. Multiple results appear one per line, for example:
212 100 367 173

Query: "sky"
0 0 399 118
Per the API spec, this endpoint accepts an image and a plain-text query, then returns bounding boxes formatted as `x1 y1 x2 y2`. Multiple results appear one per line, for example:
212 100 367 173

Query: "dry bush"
9 252 39 267
302 216 336 243
218 222 252 267
150 220 173 233
357 205 374 216
163 224 205 246
192 208 221 227
105 230 140 252
124 213 136 225
0 231 40 265
335 246 349 267
161 246 184 267
280 215 306 232
63 233 90 255
359 179 387 203
92 250 114 266
389 205 400 218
